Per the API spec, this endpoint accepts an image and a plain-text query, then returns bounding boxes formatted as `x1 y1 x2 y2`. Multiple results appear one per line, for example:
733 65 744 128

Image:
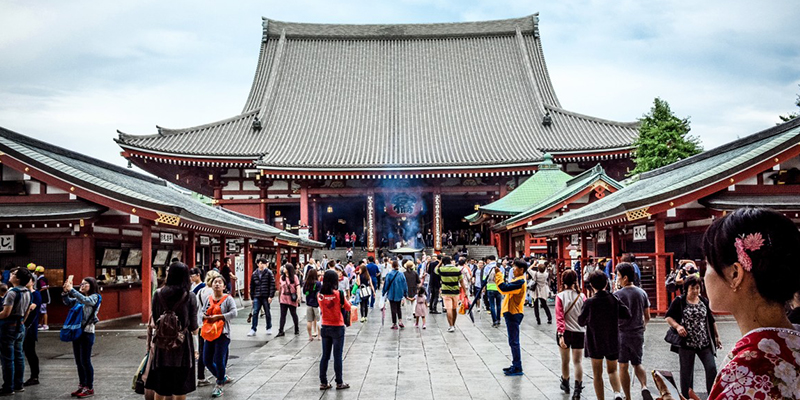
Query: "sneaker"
211 385 223 398
76 388 94 398
422 324 426 329
414 323 419 328
42 325 50 330
275 331 285 337
504 368 524 376
502 366 514 372
23 378 39 387
613 392 624 400
447 326 455 332
391 324 398 330
247 329 256 337
197 378 211 387
13 387 23 393
398 323 405 329
0 388 12 396
266 328 273 335
222 375 235 385
71 387 85 397
641 388 654 400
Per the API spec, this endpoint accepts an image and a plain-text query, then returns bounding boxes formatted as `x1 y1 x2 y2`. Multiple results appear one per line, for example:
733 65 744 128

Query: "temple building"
116 14 639 256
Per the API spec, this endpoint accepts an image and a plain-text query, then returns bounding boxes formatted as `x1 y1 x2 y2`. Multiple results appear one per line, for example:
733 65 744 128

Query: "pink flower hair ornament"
734 232 766 271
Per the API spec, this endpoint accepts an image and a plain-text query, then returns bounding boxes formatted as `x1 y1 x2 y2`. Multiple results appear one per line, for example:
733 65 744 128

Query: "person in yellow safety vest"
495 259 528 376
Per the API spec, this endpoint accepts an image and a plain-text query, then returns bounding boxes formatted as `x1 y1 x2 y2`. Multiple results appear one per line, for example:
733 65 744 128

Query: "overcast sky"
1 0 798 168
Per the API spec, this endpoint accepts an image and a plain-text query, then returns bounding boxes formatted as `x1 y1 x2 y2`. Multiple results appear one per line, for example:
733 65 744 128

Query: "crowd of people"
9 206 798 399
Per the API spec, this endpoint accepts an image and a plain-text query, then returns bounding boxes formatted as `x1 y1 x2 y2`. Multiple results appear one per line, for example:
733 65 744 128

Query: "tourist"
330 234 337 250
201 275 237 398
22 276 41 387
61 274 99 398
403 260 420 320
483 255 503 327
344 233 350 248
220 258 236 294
276 263 300 337
248 259 275 337
471 260 485 311
664 274 720 398
356 264 374 322
210 259 221 273
555 269 585 399
613 262 653 400
366 256 380 308
195 270 220 387
621 254 642 286
495 259 527 376
304 269 321 340
414 286 428 329
33 266 49 331
527 261 552 324
694 207 800 399
145 263 199 400
346 248 353 262
0 268 31 396
427 255 442 314
384 260 408 330
437 257 464 332
578 270 630 400
317 270 351 390
674 260 699 290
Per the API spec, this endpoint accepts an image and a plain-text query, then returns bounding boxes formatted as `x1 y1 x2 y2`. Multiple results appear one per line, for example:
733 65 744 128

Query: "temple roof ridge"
260 14 539 39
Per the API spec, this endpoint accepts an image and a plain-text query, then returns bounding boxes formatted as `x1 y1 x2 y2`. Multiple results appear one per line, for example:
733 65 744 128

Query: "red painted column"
580 231 588 266
259 186 267 222
655 216 667 312
275 245 282 291
610 227 619 270
220 234 227 261
524 232 531 257
187 230 196 269
141 223 152 323
243 239 252 300
300 184 309 226
312 199 319 241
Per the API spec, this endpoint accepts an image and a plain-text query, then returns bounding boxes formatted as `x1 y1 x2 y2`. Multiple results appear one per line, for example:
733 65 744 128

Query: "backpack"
60 293 101 342
201 294 229 342
152 291 189 350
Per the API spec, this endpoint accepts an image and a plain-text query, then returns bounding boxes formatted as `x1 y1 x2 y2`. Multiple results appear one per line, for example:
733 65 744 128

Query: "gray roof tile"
117 15 637 170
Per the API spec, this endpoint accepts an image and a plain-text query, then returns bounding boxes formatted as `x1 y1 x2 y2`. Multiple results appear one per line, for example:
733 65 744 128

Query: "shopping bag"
377 293 386 310
458 290 470 315
132 352 148 394
350 306 359 324
351 292 361 306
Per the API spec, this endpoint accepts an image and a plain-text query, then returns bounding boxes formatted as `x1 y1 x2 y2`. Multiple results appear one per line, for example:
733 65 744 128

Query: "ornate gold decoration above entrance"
625 207 651 221
156 212 181 226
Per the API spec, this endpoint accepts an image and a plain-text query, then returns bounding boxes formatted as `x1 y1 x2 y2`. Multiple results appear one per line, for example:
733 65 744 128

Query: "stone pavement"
26 297 741 399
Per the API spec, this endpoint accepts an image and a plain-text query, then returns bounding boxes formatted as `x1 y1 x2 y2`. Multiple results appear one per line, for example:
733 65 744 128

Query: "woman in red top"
317 270 351 391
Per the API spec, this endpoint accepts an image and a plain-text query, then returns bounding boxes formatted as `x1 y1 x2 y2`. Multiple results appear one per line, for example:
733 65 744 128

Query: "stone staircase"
311 245 498 263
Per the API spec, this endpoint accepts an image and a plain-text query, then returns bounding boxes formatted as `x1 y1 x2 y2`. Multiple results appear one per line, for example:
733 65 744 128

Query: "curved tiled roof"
116 15 638 170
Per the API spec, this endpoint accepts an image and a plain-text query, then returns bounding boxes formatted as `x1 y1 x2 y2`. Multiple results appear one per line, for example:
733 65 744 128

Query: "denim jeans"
251 297 273 331
203 335 231 385
678 346 717 398
72 331 95 389
319 326 345 385
196 332 206 380
504 313 524 370
22 327 38 380
486 290 502 324
0 323 25 391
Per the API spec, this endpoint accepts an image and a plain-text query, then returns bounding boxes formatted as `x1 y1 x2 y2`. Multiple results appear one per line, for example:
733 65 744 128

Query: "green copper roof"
476 154 572 216
497 164 623 229
528 118 800 235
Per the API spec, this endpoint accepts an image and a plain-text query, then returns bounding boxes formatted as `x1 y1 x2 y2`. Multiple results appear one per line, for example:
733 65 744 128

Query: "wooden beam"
655 216 667 312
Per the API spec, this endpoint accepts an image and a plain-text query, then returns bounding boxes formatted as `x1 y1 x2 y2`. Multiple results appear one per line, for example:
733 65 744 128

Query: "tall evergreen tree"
629 98 702 176
779 84 799 122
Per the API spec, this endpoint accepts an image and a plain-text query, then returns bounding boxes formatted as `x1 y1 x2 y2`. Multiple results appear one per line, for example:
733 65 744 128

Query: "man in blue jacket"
366 256 381 308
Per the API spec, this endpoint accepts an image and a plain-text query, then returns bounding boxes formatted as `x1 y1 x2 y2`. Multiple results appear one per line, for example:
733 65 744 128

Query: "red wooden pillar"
524 232 531 257
187 230 196 269
220 234 227 261
312 199 319 241
259 186 267 222
275 245 282 291
141 223 152 323
655 216 667 312
580 231 588 266
243 239 252 300
610 227 619 270
300 184 309 226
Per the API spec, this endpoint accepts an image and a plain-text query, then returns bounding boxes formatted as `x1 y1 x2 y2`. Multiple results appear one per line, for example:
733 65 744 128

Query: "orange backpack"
201 294 229 342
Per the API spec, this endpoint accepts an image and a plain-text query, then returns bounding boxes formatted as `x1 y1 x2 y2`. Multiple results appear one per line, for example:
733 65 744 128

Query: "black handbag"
665 327 682 347
339 290 351 327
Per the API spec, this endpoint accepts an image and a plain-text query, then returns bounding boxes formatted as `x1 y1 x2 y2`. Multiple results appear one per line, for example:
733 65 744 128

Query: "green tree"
779 84 799 122
629 97 702 176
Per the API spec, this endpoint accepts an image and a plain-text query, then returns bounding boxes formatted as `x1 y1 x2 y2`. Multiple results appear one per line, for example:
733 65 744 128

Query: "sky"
1 0 799 169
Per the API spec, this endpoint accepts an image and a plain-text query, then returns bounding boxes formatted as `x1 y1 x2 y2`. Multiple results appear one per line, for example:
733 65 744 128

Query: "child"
414 287 427 329
303 269 321 341
34 266 49 331
578 269 630 400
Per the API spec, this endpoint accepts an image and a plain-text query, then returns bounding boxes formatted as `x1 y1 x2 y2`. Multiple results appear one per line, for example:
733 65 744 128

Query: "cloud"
1 0 799 167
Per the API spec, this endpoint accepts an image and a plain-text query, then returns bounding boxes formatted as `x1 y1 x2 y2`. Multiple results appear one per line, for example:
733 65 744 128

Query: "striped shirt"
437 264 462 295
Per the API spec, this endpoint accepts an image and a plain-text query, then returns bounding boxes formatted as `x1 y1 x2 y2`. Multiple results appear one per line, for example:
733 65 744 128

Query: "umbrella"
466 291 479 323
381 305 386 326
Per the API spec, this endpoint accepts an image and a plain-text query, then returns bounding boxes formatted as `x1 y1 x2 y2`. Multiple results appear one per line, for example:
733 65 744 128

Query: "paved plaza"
27 298 740 399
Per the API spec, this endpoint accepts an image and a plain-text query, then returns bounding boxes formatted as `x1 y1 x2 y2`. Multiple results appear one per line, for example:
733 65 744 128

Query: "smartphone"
653 370 681 399
67 275 74 284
